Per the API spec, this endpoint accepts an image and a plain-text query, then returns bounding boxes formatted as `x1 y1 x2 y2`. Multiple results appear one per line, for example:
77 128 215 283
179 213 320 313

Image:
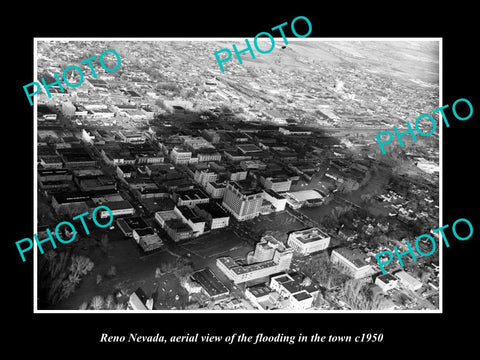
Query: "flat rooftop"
38 168 70 176
229 181 263 196
285 189 323 202
290 227 329 244
272 274 292 284
53 192 90 204
117 216 148 230
196 202 228 218
236 143 262 153
247 284 273 298
264 189 285 200
208 181 226 189
293 291 312 301
333 247 369 268
99 199 134 211
191 268 229 297
176 206 204 223
230 260 277 275
176 188 209 201
134 227 155 236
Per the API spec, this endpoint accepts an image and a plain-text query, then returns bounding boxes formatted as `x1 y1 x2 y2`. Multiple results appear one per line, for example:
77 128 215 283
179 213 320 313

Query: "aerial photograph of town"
34 39 440 311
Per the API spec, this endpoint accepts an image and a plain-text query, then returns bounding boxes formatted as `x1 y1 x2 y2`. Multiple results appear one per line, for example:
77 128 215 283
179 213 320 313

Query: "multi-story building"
330 247 374 279
227 167 248 182
134 152 164 165
287 227 331 255
194 202 230 230
174 206 206 236
194 168 218 187
278 127 312 136
154 210 195 241
197 150 222 163
240 160 267 171
118 131 145 144
173 188 210 208
216 243 293 284
269 273 320 310
375 273 398 293
170 146 192 165
245 284 279 310
201 129 220 144
262 176 292 193
222 181 263 221
248 234 284 263
262 189 287 212
179 135 215 151
205 181 226 199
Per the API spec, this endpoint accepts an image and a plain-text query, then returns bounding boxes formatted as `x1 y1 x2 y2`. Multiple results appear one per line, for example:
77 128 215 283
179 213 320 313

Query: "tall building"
205 181 226 199
170 146 192 165
262 177 292 193
194 168 218 187
222 181 263 221
217 238 293 284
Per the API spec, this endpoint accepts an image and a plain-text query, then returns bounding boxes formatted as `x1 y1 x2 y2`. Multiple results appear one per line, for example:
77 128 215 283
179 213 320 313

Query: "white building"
284 189 324 209
279 127 312 136
287 227 330 255
174 188 210 208
245 285 279 310
263 177 292 193
269 273 319 310
118 131 145 144
217 245 293 285
394 270 423 291
194 168 218 187
262 189 287 212
82 129 95 144
375 273 398 292
128 288 153 310
174 206 206 237
222 181 263 221
197 151 222 162
205 181 226 199
170 147 192 165
331 247 374 279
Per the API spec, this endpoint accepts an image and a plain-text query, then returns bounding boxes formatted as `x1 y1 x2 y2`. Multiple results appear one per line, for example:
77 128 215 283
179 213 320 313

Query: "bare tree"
90 296 105 310
105 294 115 310
69 255 94 277
114 302 126 310
107 265 117 278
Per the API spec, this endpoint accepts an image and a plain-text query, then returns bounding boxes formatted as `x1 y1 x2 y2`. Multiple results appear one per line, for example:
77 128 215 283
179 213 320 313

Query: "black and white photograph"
32 39 441 313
